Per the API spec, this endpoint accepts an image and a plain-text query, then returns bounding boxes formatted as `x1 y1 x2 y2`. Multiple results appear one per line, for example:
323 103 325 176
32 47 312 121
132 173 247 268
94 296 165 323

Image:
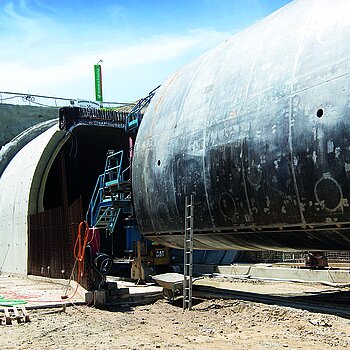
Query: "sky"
0 0 292 103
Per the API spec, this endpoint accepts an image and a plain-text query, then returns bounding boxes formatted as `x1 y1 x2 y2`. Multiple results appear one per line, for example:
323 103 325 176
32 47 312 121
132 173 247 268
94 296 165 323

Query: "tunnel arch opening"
43 126 129 215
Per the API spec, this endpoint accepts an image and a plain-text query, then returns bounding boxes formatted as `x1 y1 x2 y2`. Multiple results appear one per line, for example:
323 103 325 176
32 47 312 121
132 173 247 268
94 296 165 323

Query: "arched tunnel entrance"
28 125 130 280
44 126 129 215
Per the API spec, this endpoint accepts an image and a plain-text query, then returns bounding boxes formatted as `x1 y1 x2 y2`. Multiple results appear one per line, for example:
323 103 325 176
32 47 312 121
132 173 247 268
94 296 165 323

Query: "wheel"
162 288 174 303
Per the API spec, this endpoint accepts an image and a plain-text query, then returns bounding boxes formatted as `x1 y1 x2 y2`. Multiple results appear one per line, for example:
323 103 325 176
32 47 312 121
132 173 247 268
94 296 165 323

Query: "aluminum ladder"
183 195 194 310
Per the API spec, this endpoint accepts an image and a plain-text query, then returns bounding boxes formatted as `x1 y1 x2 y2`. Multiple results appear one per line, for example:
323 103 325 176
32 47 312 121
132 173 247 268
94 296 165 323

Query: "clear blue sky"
0 0 292 102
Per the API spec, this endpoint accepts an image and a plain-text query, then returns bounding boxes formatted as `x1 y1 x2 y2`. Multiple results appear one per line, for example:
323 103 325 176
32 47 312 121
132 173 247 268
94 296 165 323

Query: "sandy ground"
2 275 350 349
2 294 350 350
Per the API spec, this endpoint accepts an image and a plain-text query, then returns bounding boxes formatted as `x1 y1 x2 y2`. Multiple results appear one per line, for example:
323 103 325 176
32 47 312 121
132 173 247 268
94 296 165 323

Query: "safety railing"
0 91 133 109
103 151 124 186
125 85 160 132
86 174 105 226
121 165 130 183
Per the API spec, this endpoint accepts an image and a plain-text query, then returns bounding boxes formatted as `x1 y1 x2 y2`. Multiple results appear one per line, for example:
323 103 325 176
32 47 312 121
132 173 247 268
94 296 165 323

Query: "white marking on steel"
327 140 334 153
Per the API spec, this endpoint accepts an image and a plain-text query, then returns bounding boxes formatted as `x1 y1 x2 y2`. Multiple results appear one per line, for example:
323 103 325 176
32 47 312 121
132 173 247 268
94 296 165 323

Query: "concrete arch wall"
0 124 66 274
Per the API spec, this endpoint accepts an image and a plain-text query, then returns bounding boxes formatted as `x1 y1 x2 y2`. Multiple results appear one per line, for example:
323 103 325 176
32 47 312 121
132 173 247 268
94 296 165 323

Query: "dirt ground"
2 294 350 350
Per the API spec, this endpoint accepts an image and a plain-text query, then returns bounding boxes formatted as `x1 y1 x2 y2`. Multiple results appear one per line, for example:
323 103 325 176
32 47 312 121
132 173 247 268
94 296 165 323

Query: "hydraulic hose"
0 299 27 307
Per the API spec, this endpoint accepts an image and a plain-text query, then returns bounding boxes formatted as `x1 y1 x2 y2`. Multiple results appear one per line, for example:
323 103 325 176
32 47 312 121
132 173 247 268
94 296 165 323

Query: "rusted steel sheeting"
59 107 127 131
28 198 85 285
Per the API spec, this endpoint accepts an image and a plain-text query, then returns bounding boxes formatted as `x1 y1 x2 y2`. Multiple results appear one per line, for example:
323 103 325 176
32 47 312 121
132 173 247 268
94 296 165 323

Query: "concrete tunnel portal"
0 116 131 277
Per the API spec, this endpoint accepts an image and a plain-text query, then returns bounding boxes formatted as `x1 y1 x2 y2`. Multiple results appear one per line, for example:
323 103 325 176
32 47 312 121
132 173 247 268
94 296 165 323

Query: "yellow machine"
131 240 171 281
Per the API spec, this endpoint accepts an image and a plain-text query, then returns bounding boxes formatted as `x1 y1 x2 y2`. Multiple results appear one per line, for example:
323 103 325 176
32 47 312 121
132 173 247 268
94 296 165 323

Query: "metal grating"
246 250 350 264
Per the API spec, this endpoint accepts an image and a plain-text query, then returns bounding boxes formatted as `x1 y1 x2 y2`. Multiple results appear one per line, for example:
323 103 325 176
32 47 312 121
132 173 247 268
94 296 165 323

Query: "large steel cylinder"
132 0 350 251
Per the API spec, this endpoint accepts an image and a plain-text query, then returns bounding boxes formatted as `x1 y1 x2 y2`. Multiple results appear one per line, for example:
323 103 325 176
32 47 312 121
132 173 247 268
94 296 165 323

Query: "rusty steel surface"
59 107 127 131
28 198 86 286
133 0 350 251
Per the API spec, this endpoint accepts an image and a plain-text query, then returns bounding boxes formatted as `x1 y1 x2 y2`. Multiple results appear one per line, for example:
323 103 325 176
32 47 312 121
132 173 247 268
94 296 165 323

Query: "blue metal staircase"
86 151 131 232
86 86 160 232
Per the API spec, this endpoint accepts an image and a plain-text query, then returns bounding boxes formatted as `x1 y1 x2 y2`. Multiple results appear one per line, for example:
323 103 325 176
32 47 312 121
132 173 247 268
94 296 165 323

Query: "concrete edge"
214 264 350 284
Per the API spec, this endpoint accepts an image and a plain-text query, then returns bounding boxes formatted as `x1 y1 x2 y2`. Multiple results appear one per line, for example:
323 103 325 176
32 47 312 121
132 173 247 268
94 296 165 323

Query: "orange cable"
68 221 91 300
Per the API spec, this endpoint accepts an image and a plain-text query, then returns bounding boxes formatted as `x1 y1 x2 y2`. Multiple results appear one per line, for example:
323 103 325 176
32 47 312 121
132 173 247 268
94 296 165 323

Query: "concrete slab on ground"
0 274 85 310
105 277 163 306
214 264 350 284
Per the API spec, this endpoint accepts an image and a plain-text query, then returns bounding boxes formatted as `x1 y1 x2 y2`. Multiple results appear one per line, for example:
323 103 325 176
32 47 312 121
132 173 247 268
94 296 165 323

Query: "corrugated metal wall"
28 198 86 285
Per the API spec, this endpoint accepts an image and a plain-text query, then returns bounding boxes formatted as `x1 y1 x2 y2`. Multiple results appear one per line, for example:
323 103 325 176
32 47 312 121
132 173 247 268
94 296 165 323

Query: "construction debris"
0 306 30 325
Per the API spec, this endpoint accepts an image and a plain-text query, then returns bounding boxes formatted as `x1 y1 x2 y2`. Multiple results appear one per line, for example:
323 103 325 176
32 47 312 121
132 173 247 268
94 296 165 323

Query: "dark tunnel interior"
43 125 130 257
